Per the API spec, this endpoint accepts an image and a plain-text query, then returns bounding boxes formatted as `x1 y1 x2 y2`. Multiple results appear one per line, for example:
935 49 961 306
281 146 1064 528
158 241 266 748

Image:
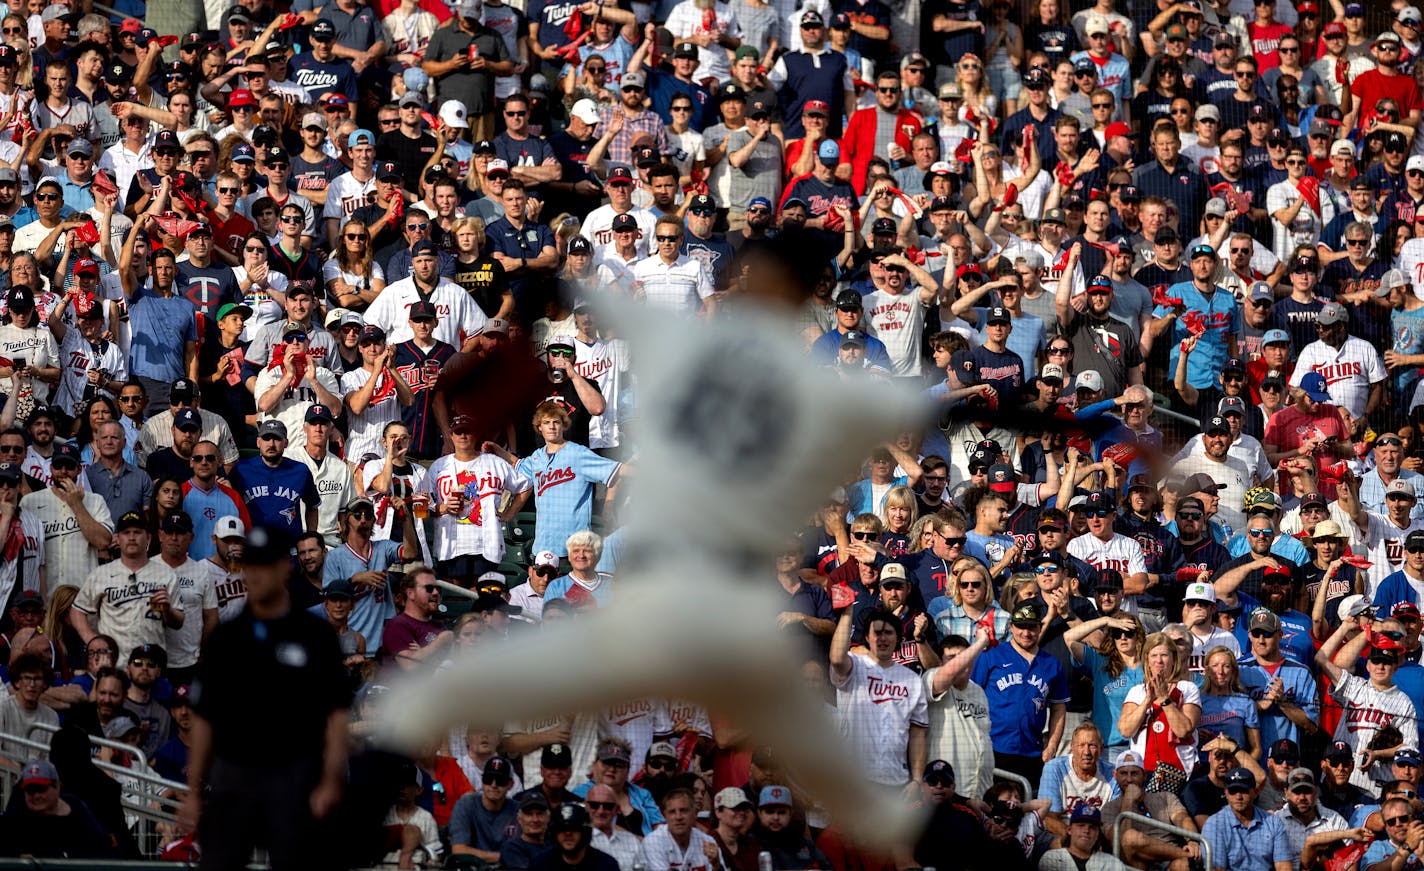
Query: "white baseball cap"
1338 593 1374 622
1409 155 1424 174
1114 749 1144 770
533 550 559 569
1073 370 1104 393
324 307 351 329
1183 581 1216 604
570 98 601 125
214 516 246 539
438 99 469 129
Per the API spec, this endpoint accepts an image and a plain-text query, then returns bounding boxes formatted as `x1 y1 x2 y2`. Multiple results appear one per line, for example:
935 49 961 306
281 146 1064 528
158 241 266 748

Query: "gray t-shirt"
726 128 783 211
733 0 781 56
1110 277 1154 342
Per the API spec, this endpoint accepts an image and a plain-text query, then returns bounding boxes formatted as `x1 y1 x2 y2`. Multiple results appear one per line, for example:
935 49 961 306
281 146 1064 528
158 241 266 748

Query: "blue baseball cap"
817 139 840 162
1300 371 1331 402
173 408 202 432
1069 805 1103 825
748 196 772 210
1262 329 1290 346
1225 767 1255 790
348 128 376 148
232 142 255 163
759 786 793 807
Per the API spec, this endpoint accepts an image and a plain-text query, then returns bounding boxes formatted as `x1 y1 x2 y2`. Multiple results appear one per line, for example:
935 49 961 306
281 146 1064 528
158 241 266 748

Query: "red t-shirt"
1249 21 1293 70
1350 69 1423 132
1263 404 1348 496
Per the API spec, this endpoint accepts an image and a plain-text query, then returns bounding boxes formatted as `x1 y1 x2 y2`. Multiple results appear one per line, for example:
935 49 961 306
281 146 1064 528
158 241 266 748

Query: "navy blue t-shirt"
289 53 359 103
646 67 713 131
229 456 321 538
969 345 1026 408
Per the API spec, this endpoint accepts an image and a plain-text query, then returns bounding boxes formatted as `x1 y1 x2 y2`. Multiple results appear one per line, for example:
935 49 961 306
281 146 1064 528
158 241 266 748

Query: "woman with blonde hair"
44 584 82 676
997 572 1039 616
452 216 514 321
881 485 917 558
930 559 1008 642
1198 646 1260 759
1065 610 1143 755
954 54 998 121
323 218 383 312
1118 632 1202 791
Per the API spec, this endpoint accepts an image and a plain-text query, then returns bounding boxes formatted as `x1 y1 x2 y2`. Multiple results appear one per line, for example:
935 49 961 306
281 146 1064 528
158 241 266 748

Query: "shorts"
988 66 1023 102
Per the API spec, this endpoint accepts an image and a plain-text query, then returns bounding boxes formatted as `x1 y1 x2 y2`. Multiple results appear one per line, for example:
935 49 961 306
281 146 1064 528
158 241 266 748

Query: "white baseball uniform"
573 336 628 450
322 171 377 224
420 453 531 564
1290 337 1387 419
162 556 218 670
832 653 929 785
1331 671 1420 793
363 277 488 348
340 368 407 464
74 558 182 662
1068 532 1148 613
579 205 656 254
637 824 719 871
199 558 248 623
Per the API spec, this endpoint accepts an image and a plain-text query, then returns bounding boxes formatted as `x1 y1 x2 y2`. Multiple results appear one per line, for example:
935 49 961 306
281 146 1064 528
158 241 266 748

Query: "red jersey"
1350 69 1423 132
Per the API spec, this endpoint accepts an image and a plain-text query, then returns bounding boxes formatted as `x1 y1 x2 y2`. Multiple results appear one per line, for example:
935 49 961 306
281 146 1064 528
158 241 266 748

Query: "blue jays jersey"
229 457 320 539
971 644 1069 756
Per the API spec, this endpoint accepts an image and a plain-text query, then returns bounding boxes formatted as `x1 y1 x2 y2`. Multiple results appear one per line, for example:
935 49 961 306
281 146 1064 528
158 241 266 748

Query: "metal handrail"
1112 810 1212 870
3 728 185 822
26 722 152 769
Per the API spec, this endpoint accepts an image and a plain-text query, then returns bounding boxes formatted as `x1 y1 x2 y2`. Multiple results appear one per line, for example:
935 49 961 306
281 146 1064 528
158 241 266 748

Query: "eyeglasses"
547 348 575 358
1092 102 1114 109
939 536 966 547
1286 159 1307 167
1033 565 1060 574
243 245 267 254
1346 238 1369 246
1235 71 1256 78
192 454 217 462
419 584 439 594
878 86 901 94
1085 510 1113 519
87 647 114 657
406 223 430 232
656 234 680 242
1 27 22 35
622 86 644 93
1177 511 1203 520
1170 108 1192 115
671 105 692 112
231 105 254 112
1047 346 1071 355
344 234 367 241
378 117 399 125
118 395 144 404
1279 45 1299 52
217 186 241 195
129 658 158 669
958 581 984 590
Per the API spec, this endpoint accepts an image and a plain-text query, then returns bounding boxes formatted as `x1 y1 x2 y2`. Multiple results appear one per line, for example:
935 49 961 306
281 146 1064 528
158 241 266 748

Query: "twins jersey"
572 336 628 449
254 365 342 452
862 287 928 376
180 481 251 562
199 559 247 623
421 453 531 563
74 558 182 662
515 443 621 556
1331 671 1420 794
653 698 713 739
0 512 42 618
639 826 718 871
1187 627 1241 673
1238 655 1320 748
1068 51 1131 105
162 557 217 669
579 206 656 252
322 539 406 651
364 278 488 347
359 457 432 563
833 653 929 785
20 489 111 590
1290 337 1387 419
321 172 377 224
1159 283 1242 391
1358 512 1424 597
285 447 358 547
1067 533 1147 611
598 698 660 774
340 368 406 463
53 329 126 417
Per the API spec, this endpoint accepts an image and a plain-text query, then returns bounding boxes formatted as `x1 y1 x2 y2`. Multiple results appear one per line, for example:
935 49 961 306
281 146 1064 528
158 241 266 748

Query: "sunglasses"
1033 564 1060 574
587 801 617 810
192 454 218 462
406 223 430 232
958 580 984 590
1048 346 1071 355
1109 628 1137 640
924 775 954 787
940 536 966 547
851 531 877 541
656 234 680 242
279 215 303 223
33 193 58 202
504 110 527 117
1085 510 1113 518
1248 528 1275 537
1177 512 1203 520
547 348 575 358
1388 815 1415 826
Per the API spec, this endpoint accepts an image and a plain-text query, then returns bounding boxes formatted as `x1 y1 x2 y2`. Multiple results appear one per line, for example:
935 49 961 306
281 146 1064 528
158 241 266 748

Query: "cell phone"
13 356 26 369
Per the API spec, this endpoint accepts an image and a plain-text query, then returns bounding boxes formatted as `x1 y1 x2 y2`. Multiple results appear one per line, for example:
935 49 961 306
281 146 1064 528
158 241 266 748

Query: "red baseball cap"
804 100 830 116
227 89 256 108
1103 121 1132 139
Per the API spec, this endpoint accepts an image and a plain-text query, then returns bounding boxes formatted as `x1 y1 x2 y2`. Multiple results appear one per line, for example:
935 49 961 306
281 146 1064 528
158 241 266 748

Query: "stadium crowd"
11 0 1424 867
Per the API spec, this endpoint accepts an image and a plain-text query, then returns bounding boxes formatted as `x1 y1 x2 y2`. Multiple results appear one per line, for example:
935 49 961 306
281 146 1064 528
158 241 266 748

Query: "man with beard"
1066 492 1150 615
729 196 776 257
291 532 328 612
750 785 829 870
1101 751 1201 869
323 496 417 657
1055 263 1144 399
1214 513 1301 605
1243 607 1323 747
531 803 620 871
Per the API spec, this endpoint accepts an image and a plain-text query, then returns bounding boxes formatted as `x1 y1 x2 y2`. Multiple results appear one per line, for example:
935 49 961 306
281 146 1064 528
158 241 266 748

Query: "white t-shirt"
579 205 656 253
358 456 432 564
1123 680 1202 774
832 652 929 785
53 327 127 417
1187 627 1241 673
420 452 531 563
861 287 928 377
161 556 217 669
